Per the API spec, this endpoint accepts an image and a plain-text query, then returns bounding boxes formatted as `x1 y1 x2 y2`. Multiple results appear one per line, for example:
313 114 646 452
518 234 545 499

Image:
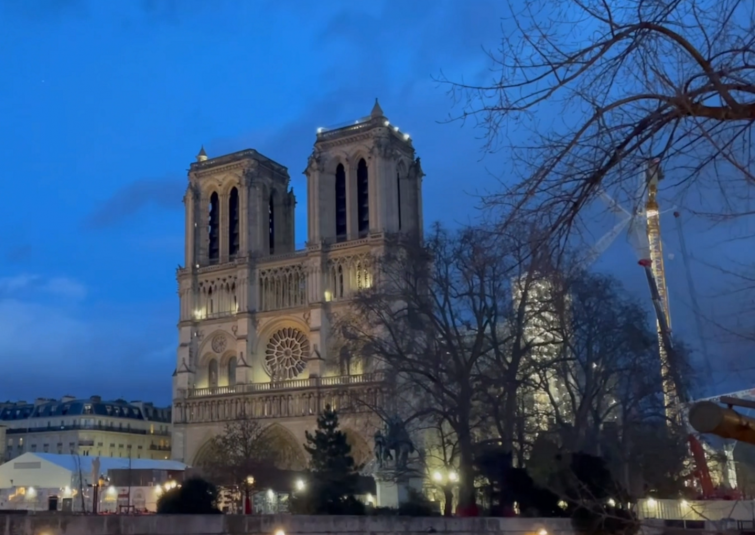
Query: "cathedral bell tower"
173 147 296 399
305 99 424 245
301 100 424 378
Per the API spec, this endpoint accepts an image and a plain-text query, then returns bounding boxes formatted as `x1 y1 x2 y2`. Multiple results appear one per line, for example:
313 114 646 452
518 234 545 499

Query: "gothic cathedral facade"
171 101 424 470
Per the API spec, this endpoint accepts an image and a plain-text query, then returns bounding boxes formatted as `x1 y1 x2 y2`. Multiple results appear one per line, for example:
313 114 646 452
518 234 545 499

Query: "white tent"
0 452 186 489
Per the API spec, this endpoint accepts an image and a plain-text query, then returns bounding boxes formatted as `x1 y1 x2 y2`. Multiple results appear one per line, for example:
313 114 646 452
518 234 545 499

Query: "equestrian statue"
374 415 415 471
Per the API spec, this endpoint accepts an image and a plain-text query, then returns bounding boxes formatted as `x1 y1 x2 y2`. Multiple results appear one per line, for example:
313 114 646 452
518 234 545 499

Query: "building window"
268 190 276 255
335 164 346 240
228 357 237 386
208 191 220 263
209 359 219 388
357 159 369 235
228 187 240 257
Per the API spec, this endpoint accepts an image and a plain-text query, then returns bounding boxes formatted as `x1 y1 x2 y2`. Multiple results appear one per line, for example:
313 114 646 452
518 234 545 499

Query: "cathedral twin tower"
171 100 424 465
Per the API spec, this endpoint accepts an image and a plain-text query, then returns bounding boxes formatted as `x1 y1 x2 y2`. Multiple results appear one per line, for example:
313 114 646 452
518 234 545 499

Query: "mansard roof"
0 397 171 423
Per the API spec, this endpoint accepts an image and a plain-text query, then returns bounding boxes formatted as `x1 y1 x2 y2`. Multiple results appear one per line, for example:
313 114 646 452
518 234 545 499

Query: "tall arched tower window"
208 192 220 263
335 164 347 240
228 187 239 257
357 159 369 235
228 357 237 386
268 190 277 255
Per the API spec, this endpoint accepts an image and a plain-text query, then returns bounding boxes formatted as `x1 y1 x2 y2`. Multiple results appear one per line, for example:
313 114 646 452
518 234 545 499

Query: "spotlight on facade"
267 489 275 499
295 479 305 491
646 498 657 507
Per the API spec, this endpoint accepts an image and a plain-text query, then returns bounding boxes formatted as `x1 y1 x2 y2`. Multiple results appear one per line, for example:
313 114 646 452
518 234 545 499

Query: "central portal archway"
260 424 307 470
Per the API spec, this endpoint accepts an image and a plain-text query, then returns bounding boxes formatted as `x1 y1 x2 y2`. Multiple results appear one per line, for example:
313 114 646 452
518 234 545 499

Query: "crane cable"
673 211 713 380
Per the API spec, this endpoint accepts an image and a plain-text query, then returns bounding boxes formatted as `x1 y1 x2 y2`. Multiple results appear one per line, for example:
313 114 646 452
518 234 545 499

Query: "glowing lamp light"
646 497 657 507
681 499 688 507
448 471 458 483
275 530 286 535
539 530 548 535
107 486 117 496
267 489 275 499
247 476 255 485
366 493 374 504
295 479 305 491
607 498 616 506
432 471 443 482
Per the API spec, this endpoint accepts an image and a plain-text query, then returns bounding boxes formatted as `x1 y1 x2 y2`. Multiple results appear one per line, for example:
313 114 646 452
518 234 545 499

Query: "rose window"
264 327 309 380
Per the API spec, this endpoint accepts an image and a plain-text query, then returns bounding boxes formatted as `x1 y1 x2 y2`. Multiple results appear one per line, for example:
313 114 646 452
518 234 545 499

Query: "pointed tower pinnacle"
196 146 208 162
371 98 384 118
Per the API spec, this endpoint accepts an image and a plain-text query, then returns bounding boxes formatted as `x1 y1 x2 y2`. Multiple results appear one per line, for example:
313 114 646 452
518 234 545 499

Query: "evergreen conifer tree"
299 404 363 514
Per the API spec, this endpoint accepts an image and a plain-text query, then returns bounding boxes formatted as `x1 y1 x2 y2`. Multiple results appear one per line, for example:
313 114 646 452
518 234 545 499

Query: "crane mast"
643 159 681 423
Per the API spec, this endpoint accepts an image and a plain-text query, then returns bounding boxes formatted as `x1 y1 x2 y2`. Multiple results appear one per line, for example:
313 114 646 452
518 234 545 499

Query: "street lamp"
295 479 305 492
430 469 457 517
244 476 255 515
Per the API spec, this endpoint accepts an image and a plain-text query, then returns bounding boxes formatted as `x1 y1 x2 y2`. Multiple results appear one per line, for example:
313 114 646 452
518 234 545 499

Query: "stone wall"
0 514 574 535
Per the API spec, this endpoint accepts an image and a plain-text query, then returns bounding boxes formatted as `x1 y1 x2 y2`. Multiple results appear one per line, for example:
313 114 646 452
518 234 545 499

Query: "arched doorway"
259 424 307 470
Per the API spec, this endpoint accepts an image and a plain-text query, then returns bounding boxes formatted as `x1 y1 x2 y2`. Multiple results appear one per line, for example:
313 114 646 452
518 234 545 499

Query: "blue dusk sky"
0 0 752 406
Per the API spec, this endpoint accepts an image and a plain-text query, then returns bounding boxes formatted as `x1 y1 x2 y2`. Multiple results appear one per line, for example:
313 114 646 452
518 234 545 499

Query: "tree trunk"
443 487 454 516
457 432 477 511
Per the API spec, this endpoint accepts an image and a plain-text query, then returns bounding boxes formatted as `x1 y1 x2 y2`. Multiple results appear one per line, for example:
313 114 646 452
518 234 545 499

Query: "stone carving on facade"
371 136 394 159
302 310 311 326
306 149 326 174
258 262 307 312
409 156 425 180
327 253 373 301
231 325 238 335
374 415 415 471
211 334 227 354
264 327 310 380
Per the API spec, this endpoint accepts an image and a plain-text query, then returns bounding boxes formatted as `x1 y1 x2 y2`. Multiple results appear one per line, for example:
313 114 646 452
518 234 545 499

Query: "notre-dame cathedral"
170 100 424 470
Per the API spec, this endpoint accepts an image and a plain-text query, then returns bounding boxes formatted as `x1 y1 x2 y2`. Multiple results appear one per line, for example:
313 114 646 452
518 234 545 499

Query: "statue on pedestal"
373 415 415 471
372 416 421 509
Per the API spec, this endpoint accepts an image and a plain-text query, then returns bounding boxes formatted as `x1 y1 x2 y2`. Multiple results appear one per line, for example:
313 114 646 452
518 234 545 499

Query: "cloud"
5 245 32 264
84 178 184 229
0 274 87 301
0 285 174 404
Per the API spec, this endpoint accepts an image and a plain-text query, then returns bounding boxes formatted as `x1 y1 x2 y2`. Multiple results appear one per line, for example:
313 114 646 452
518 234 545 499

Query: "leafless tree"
337 223 561 509
198 412 275 513
442 0 755 246
541 270 660 449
